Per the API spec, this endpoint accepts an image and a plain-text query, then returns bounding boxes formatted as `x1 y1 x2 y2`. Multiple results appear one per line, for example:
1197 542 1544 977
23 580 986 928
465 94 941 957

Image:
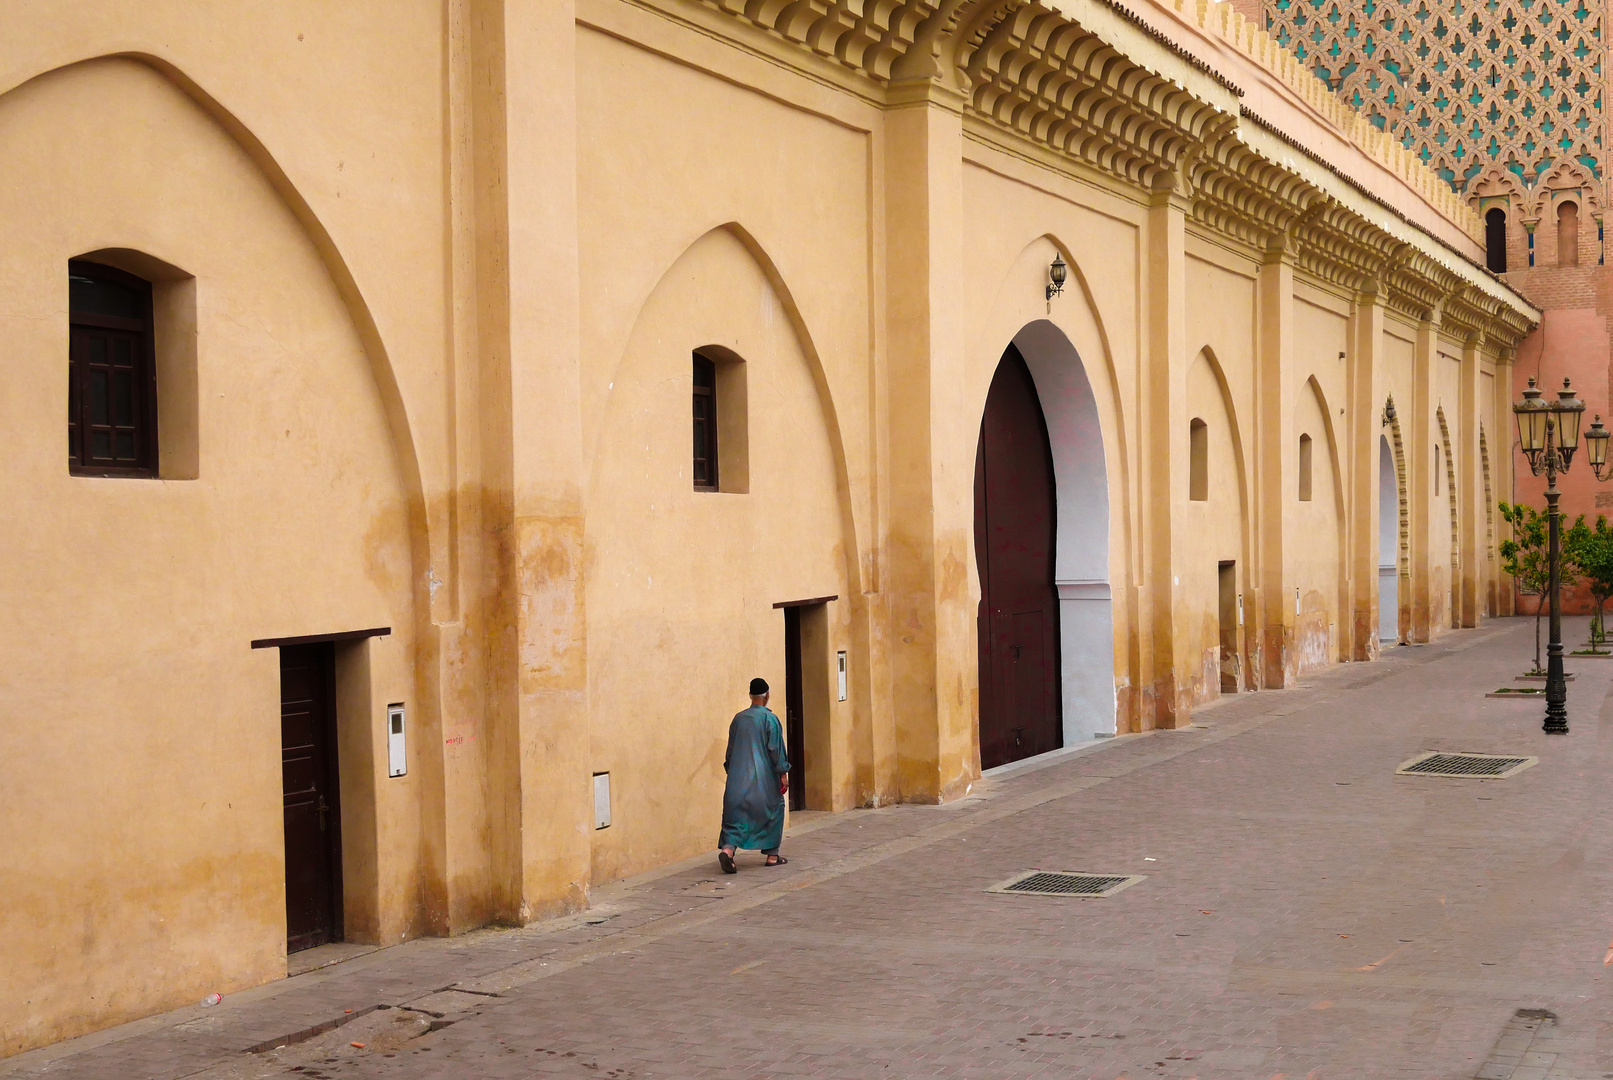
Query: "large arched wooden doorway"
974 344 1062 769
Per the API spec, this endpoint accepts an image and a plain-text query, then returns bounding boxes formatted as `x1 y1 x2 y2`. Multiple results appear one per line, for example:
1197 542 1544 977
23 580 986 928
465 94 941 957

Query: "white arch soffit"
1378 433 1401 644
1011 319 1116 740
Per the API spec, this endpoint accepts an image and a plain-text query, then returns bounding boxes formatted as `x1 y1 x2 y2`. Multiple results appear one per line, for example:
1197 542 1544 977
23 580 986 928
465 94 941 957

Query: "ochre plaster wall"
0 60 419 1052
0 0 1538 1058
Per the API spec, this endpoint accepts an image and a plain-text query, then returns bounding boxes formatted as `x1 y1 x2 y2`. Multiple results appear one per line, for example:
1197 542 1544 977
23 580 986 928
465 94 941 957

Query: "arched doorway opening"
974 319 1113 767
975 344 1061 769
1378 432 1401 643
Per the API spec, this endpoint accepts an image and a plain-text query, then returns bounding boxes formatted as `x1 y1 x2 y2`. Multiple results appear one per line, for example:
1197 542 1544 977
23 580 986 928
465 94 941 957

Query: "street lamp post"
1513 376 1590 733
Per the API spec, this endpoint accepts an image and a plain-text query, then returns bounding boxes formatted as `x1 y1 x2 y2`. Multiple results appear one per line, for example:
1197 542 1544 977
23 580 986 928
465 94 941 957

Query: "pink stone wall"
1512 304 1613 615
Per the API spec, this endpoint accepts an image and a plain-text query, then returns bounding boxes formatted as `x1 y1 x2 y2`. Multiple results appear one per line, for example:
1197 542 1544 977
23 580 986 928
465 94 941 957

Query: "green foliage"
1498 502 1582 594
1498 501 1584 672
1564 512 1613 648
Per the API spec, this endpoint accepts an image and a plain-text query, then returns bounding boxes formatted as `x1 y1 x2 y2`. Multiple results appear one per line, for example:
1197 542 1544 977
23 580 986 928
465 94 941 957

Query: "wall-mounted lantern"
1586 414 1610 479
1046 252 1068 311
1381 398 1397 428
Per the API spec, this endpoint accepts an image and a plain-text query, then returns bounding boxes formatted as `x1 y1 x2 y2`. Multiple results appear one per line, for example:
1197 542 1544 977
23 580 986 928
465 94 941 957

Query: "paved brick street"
8 618 1613 1080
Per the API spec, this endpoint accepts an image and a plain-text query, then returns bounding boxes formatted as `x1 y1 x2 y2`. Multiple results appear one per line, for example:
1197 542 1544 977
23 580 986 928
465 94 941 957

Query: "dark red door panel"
975 345 1062 770
280 644 341 954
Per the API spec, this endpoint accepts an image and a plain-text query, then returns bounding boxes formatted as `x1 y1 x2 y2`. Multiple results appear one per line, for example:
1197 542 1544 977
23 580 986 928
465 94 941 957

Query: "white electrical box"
1295 587 1301 616
1237 594 1244 627
593 772 611 829
837 651 848 702
386 703 407 778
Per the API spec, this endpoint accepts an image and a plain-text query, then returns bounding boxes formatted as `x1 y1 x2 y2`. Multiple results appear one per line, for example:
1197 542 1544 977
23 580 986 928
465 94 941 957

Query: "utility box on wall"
387 703 407 777
593 772 611 829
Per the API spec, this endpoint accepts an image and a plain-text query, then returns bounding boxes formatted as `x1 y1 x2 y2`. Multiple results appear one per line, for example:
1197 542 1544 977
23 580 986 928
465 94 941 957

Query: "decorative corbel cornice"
697 0 947 83
680 0 1538 336
957 2 1230 190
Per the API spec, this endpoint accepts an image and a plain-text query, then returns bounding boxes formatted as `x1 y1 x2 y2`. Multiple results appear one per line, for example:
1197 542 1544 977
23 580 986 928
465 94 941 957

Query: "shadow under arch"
593 221 862 597
4 53 435 617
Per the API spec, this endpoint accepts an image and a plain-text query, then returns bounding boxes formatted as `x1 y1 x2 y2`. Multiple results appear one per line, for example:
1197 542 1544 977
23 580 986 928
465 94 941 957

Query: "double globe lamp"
1512 375 1611 733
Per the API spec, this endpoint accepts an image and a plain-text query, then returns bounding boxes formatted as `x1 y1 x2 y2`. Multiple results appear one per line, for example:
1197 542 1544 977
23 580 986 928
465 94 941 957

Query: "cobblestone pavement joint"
7 618 1613 1079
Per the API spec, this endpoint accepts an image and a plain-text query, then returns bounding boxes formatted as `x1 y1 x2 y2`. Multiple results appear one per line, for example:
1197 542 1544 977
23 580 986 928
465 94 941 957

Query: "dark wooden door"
974 345 1062 770
783 607 805 812
280 644 342 953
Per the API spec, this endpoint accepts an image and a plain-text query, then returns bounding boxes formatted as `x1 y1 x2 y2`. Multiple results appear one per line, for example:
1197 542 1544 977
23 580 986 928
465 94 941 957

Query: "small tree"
1564 513 1613 652
1498 501 1582 673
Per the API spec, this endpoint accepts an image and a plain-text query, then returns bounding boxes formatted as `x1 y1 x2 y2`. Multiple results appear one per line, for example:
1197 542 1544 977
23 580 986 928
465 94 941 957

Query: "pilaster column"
1409 311 1438 641
1458 333 1483 627
506 0 593 922
1495 350 1518 615
1144 182 1191 726
1348 284 1386 659
882 82 973 799
449 0 592 927
1256 243 1297 686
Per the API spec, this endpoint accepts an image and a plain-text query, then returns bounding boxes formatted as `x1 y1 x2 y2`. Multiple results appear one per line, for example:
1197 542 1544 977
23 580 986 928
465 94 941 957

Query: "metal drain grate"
1395 751 1537 779
986 870 1145 898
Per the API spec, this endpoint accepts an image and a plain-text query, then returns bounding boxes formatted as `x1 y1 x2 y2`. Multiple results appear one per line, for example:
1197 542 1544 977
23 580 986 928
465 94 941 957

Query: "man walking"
718 677 791 873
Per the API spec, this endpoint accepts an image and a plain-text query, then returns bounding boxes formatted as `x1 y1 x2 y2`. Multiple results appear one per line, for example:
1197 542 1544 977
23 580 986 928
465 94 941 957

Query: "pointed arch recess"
599 221 862 597
1304 375 1349 626
1190 346 1254 566
3 52 435 619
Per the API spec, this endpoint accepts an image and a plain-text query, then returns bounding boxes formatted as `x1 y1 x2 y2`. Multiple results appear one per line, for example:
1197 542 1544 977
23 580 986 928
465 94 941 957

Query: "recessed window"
1485 207 1508 273
1558 201 1579 267
1189 418 1208 502
1298 433 1313 502
692 347 749 494
69 260 155 476
693 352 718 491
